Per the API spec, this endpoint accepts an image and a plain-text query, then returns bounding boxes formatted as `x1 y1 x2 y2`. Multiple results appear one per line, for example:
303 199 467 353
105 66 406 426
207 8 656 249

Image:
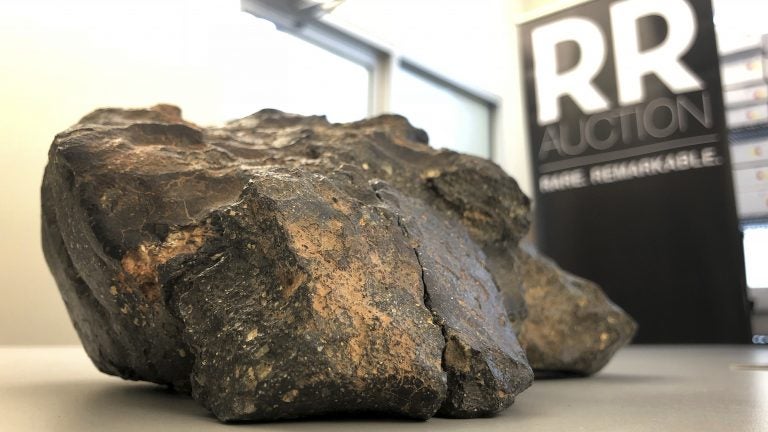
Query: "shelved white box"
718 31 762 56
730 139 768 165
726 104 768 128
736 190 768 218
725 84 768 107
721 53 766 89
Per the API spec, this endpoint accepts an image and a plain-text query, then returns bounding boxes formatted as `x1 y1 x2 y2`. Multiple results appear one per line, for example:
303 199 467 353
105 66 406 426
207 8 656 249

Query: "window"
393 64 493 158
240 0 497 158
218 24 370 123
186 0 370 124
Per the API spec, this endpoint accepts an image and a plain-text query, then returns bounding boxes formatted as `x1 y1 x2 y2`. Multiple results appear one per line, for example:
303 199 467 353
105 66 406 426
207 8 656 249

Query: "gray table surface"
1 345 767 431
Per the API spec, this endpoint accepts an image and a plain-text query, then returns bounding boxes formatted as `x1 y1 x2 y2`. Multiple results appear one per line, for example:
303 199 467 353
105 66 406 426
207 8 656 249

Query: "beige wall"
0 0 243 344
0 0 541 344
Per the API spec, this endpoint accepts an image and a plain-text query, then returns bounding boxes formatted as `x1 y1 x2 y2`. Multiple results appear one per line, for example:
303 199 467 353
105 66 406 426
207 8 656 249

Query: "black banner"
519 0 752 342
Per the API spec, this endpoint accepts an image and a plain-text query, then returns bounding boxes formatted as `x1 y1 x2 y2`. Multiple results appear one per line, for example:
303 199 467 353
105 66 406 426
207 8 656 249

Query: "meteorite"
42 105 634 421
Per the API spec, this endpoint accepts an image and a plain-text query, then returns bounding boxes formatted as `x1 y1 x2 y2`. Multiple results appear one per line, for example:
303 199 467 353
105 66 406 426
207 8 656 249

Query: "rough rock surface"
507 245 637 376
42 104 634 421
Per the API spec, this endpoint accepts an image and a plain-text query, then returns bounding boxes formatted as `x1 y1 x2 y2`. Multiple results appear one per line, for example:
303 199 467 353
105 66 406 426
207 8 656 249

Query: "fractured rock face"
42 105 535 421
509 244 637 376
41 104 634 422
172 173 448 420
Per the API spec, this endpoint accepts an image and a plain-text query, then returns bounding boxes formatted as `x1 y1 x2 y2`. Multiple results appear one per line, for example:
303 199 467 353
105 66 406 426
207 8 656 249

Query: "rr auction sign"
519 0 752 342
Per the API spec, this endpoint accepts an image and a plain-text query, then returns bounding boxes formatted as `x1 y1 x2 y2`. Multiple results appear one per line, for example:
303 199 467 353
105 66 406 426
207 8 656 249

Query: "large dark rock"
41 105 634 422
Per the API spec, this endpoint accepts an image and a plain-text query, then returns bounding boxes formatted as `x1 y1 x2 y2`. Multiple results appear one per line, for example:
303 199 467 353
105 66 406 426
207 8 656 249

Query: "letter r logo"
532 17 611 126
530 0 704 126
610 0 704 105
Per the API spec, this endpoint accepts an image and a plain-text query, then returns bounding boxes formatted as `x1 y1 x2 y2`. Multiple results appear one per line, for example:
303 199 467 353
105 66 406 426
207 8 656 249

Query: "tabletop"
1 345 767 431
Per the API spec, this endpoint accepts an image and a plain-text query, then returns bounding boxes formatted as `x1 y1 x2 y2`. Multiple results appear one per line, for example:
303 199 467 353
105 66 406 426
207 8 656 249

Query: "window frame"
240 0 499 159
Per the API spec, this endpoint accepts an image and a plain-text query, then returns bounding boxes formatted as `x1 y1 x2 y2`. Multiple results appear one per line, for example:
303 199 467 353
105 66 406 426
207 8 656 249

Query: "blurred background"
1 0 767 344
